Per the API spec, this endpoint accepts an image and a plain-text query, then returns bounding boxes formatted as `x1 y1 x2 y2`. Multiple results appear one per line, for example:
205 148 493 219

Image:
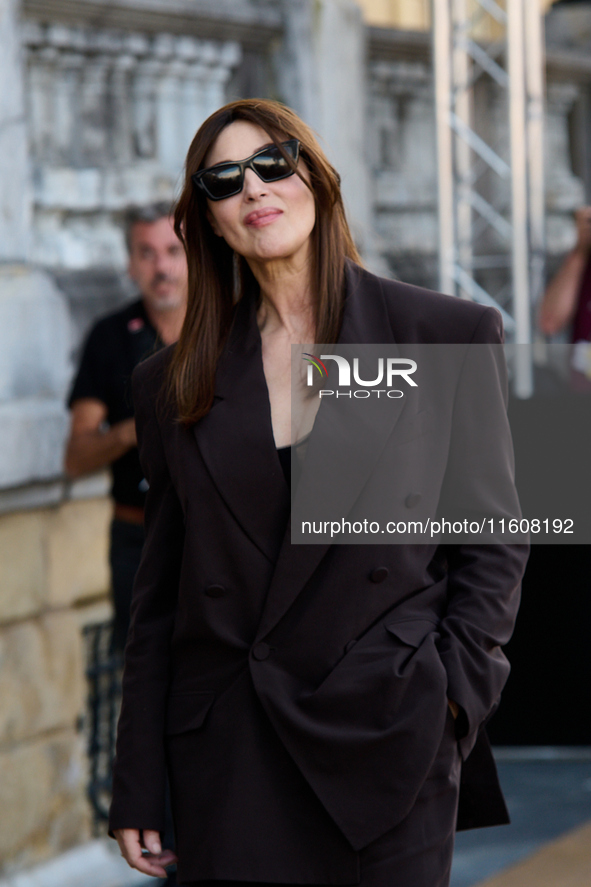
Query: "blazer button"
252 642 270 661
205 584 225 598
370 567 389 584
405 493 422 509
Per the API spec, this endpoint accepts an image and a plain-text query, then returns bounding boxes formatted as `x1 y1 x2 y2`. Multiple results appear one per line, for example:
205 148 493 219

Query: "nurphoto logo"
302 354 418 398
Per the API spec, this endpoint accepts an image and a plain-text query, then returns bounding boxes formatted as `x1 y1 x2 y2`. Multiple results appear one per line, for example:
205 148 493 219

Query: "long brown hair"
170 98 361 425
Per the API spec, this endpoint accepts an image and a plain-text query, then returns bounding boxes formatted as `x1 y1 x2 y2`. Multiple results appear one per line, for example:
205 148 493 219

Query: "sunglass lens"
201 165 242 199
252 143 297 182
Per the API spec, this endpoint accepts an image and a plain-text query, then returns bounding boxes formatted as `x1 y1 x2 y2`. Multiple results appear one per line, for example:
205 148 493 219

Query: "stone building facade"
0 0 590 876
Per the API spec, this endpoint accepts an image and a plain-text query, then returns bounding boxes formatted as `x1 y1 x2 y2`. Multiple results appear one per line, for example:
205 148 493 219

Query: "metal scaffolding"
432 0 545 396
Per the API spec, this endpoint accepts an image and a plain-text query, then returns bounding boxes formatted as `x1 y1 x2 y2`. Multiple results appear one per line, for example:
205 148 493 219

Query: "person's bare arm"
114 828 177 878
539 207 591 336
64 398 137 478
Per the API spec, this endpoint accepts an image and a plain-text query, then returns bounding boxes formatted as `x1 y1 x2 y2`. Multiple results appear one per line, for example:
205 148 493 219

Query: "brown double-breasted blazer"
109 261 528 884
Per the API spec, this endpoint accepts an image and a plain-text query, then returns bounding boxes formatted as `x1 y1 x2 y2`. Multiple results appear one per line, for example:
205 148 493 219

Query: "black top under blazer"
109 261 529 884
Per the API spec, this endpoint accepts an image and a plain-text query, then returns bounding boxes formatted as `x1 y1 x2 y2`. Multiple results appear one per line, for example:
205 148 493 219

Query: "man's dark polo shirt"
68 299 161 508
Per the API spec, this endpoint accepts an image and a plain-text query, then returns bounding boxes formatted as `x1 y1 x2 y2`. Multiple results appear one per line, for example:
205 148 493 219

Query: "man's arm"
539 206 591 335
65 398 137 477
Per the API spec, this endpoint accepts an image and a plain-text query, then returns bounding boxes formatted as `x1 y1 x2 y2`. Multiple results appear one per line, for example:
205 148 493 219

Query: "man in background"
65 202 188 651
540 206 591 337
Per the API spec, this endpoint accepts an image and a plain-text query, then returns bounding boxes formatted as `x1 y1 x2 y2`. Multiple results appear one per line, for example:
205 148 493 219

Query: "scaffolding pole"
433 0 546 396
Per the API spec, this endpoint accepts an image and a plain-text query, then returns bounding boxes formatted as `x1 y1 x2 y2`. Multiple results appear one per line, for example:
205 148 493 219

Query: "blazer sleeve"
435 307 529 758
109 362 185 834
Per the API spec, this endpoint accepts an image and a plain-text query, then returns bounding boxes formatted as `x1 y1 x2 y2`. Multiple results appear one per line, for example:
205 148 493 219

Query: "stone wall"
0 0 31 263
0 496 111 876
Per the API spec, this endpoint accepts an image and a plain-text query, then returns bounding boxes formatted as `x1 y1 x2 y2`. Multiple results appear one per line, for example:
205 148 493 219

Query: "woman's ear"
206 207 223 237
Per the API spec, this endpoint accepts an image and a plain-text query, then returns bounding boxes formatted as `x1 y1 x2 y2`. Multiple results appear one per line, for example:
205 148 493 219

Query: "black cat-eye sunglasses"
192 139 300 201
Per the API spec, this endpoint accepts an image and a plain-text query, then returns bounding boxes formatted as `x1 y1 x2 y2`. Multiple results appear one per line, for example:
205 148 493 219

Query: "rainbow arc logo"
302 352 328 380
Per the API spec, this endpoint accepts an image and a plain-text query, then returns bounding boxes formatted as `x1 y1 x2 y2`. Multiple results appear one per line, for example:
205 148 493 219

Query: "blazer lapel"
193 293 289 565
256 261 406 639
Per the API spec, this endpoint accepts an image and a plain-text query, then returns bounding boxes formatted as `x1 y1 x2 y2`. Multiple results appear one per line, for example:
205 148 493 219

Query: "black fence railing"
83 621 123 833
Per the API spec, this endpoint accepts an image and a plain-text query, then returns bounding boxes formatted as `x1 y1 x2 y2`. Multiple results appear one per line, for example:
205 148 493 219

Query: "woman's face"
203 121 316 269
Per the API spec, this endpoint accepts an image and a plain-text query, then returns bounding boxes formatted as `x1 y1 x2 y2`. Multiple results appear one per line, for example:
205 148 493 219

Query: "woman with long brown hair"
110 98 527 887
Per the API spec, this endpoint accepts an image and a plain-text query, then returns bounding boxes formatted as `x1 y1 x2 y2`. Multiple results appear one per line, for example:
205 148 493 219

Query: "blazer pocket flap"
385 619 438 648
165 691 216 736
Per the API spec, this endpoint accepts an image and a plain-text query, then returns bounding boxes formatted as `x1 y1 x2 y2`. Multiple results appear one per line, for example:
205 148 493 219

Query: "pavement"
476 821 591 887
2 749 590 887
0 840 151 887
451 748 591 887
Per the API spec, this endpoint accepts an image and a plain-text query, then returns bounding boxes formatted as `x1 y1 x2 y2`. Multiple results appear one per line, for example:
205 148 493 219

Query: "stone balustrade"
24 21 241 268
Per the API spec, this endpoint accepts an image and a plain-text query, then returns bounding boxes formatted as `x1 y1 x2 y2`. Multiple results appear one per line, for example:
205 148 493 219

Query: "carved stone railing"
23 21 242 268
366 29 438 288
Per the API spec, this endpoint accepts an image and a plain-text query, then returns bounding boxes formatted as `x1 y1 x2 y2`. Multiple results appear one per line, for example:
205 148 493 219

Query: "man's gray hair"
124 201 175 252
